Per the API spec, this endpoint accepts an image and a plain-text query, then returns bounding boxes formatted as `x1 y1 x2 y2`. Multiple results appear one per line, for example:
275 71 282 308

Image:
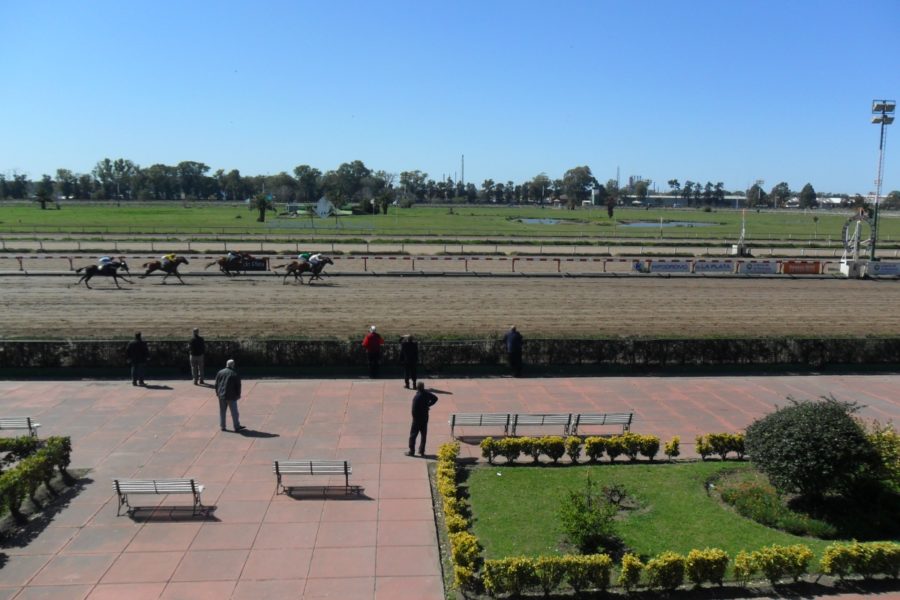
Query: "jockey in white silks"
309 253 324 269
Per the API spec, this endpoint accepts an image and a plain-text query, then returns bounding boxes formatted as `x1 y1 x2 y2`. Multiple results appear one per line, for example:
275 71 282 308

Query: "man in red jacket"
362 325 384 378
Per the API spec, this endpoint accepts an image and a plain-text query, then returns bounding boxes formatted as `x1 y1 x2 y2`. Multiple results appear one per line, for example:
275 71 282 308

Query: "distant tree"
702 182 713 205
481 179 494 202
593 184 608 208
465 183 478 202
681 181 694 206
633 180 649 204
322 160 372 208
35 175 54 209
561 166 596 209
770 182 792 208
293 165 323 203
799 183 818 208
667 179 681 196
605 179 620 206
747 183 768 208
253 193 275 222
399 170 428 202
714 182 725 205
55 169 77 199
530 173 552 205
884 191 900 210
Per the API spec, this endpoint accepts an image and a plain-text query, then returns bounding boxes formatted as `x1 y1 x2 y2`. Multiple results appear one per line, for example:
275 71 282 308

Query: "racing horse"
75 260 132 289
205 252 256 277
271 256 334 284
141 256 190 284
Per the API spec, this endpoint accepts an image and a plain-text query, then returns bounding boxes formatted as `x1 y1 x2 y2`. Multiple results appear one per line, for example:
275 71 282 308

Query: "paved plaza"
0 374 898 599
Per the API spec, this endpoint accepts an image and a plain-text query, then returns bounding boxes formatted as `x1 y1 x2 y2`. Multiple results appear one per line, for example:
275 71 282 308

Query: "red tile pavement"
1 375 898 599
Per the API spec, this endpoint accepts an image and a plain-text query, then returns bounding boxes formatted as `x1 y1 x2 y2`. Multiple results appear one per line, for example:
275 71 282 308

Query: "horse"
75 260 132 289
271 256 334 284
141 256 189 284
205 253 255 277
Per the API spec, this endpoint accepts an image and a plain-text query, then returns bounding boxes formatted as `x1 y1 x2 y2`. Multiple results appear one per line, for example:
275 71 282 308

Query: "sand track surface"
1 274 898 340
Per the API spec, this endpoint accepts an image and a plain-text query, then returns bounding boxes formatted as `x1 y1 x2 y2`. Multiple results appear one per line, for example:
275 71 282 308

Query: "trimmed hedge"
0 436 73 522
696 432 745 461
820 541 900 580
480 434 664 465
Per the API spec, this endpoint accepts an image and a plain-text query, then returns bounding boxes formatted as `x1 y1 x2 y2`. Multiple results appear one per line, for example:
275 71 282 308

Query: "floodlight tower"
870 99 895 261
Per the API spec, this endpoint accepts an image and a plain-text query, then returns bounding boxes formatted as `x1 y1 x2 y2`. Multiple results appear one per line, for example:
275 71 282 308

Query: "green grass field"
466 462 834 562
1 202 897 242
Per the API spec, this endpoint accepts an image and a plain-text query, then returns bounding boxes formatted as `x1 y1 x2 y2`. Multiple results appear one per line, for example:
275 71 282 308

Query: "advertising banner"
693 261 735 273
737 260 778 275
868 261 900 277
648 260 691 273
781 261 821 275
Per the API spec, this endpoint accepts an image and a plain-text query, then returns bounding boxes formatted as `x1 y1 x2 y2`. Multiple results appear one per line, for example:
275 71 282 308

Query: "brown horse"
141 256 189 284
204 253 255 277
271 256 333 284
75 260 132 289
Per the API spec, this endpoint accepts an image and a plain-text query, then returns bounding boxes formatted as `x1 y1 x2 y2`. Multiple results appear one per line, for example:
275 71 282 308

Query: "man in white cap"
362 325 384 378
215 359 245 432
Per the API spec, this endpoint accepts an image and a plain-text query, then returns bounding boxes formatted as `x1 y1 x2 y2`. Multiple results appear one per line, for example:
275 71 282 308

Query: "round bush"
744 396 880 502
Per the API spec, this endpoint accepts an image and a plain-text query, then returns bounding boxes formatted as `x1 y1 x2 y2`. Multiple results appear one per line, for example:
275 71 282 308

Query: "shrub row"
820 541 900 579
733 544 814 585
696 432 745 460
480 433 675 464
483 554 613 596
436 442 484 592
0 436 73 522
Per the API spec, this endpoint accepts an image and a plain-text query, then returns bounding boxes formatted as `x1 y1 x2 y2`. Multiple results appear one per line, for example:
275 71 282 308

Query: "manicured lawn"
466 461 832 561
2 202 897 242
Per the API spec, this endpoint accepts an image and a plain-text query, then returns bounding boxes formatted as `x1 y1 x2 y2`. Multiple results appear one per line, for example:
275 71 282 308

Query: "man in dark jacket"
503 325 524 377
215 359 245 432
189 328 206 385
407 382 438 457
125 332 149 386
399 334 419 389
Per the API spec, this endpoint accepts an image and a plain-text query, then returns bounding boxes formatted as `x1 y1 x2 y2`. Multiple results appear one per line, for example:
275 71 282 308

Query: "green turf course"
466 462 831 561
2 203 896 242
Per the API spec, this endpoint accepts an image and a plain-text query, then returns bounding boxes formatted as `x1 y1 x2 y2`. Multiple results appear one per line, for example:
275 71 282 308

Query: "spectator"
399 334 419 389
362 325 384 378
503 325 524 377
125 332 149 386
408 382 438 457
189 328 206 385
215 359 245 432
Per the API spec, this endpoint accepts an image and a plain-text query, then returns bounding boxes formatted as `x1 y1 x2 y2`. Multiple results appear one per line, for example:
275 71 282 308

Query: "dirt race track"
1 273 899 340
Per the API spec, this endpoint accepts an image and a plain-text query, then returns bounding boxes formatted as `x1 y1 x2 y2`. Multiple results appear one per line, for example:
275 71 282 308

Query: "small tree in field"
745 396 880 504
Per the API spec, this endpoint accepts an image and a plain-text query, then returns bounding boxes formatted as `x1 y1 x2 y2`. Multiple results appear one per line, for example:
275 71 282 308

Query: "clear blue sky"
2 0 897 194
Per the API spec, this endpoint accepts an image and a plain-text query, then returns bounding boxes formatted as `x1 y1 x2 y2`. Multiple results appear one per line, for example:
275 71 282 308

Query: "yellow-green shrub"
664 435 681 460
453 565 478 592
639 434 661 461
518 437 538 463
496 437 522 463
620 432 643 461
533 556 566 595
449 531 482 570
820 541 900 579
645 551 685 591
733 550 757 586
618 552 644 591
483 557 537 597
565 436 583 463
438 440 460 461
584 436 607 462
752 544 813 584
605 436 625 462
867 421 900 486
562 554 613 593
685 548 729 586
480 437 497 463
695 435 713 460
445 513 469 533
540 436 566 463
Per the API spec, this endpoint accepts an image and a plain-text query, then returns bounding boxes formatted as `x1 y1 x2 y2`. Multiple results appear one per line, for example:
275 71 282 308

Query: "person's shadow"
236 428 279 438
141 384 173 390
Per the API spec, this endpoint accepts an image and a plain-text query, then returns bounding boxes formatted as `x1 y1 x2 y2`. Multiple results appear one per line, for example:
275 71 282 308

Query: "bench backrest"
513 413 572 427
113 478 199 494
575 413 633 426
273 459 351 476
450 413 511 427
0 417 39 435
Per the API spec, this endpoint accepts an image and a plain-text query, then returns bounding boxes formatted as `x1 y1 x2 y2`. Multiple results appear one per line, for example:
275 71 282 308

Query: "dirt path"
1 275 898 340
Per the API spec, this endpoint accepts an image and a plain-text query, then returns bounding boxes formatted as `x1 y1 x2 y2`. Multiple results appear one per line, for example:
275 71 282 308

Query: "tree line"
2 158 897 211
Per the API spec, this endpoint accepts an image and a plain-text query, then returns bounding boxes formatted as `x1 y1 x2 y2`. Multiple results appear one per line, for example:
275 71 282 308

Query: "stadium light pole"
870 99 895 261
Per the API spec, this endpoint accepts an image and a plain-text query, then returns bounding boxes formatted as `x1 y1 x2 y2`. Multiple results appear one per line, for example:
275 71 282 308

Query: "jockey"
297 252 311 265
309 253 325 269
226 250 241 265
161 253 177 267
98 256 114 268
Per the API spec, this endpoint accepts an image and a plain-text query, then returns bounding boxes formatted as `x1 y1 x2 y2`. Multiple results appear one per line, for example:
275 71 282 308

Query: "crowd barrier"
2 254 898 277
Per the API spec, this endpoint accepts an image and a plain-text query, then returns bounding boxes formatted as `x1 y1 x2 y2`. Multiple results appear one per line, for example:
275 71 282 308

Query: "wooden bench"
510 413 573 436
0 417 41 437
569 412 633 435
449 413 512 438
273 459 361 496
113 478 205 516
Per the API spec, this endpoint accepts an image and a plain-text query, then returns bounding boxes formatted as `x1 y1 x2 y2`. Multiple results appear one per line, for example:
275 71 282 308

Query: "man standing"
503 325 524 377
125 332 149 386
408 382 438 457
215 359 245 432
189 328 205 385
399 334 419 389
362 325 384 378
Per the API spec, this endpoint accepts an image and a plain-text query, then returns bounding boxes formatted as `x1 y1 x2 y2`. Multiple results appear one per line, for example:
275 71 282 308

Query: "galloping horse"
75 260 132 289
205 253 255 277
271 256 334 284
141 256 189 284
